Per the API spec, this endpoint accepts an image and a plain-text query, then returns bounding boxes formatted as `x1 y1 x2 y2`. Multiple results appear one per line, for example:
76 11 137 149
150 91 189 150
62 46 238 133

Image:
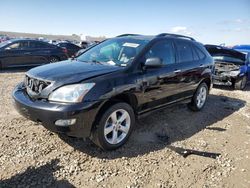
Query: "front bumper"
12 83 102 138
213 74 233 86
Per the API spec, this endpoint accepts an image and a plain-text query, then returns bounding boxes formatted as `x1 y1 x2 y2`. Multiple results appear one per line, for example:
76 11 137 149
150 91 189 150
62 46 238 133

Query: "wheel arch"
202 77 212 91
91 93 138 131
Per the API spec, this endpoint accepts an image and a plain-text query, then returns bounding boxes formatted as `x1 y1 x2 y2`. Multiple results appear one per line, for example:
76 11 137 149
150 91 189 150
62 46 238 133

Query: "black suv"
13 33 214 150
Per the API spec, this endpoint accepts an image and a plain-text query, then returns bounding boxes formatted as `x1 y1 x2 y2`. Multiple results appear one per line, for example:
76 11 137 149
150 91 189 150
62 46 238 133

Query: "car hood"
27 60 123 83
205 45 246 61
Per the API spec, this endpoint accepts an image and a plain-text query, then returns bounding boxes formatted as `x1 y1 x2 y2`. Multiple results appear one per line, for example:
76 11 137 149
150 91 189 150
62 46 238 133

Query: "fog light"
55 119 76 126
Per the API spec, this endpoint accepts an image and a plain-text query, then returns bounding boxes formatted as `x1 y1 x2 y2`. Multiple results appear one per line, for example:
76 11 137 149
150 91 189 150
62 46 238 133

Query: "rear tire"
49 56 60 63
234 75 247 90
90 102 135 150
188 82 208 111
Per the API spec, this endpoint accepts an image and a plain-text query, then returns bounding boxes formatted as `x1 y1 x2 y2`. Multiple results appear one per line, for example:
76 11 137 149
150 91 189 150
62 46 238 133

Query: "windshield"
77 37 149 66
213 55 245 65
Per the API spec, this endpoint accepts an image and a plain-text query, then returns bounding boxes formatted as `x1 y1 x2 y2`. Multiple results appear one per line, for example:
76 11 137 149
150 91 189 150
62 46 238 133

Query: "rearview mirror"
144 57 163 68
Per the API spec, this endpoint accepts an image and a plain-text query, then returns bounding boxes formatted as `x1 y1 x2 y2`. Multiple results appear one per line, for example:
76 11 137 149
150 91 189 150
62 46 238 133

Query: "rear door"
173 40 205 95
28 41 52 65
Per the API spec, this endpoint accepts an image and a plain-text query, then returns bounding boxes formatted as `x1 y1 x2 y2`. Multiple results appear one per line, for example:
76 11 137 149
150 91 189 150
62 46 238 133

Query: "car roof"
116 33 197 43
8 38 47 43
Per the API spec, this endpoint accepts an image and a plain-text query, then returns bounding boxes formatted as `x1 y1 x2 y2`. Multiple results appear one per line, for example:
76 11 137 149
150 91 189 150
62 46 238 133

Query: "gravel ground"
0 69 249 188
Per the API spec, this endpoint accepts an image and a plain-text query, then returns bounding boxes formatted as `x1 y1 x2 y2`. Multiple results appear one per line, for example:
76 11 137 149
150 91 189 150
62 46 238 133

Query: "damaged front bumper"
213 71 244 86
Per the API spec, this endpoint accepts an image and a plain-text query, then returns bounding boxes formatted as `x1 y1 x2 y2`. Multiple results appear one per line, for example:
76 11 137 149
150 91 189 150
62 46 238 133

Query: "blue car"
205 45 250 90
233 45 250 54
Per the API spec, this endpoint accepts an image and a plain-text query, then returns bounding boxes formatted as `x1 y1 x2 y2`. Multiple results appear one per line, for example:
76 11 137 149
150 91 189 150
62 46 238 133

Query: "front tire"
234 75 247 90
188 82 208 111
91 102 135 150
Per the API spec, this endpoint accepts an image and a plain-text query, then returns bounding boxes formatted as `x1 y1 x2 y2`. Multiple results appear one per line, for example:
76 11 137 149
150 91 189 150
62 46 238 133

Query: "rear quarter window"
192 44 206 60
175 41 193 63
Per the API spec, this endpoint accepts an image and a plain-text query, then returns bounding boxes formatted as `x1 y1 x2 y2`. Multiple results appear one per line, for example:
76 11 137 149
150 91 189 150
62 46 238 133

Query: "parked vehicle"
49 40 58 45
0 39 68 69
79 41 90 49
57 42 82 57
233 45 250 54
75 42 100 57
205 45 250 90
13 33 213 150
0 35 10 43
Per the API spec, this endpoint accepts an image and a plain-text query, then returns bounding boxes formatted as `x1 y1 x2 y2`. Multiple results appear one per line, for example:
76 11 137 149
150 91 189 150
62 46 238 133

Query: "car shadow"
59 94 246 159
0 159 75 188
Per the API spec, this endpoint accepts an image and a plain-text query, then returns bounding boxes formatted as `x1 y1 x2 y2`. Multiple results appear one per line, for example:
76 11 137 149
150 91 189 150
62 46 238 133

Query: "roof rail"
116 34 141 37
156 33 195 41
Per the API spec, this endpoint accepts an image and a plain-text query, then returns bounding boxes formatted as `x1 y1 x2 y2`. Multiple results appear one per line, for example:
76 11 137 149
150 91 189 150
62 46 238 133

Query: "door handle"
199 64 205 67
174 69 181 73
24 52 31 55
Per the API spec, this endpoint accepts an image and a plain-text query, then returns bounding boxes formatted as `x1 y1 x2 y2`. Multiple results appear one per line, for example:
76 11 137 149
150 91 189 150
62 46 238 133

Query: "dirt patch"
0 69 249 188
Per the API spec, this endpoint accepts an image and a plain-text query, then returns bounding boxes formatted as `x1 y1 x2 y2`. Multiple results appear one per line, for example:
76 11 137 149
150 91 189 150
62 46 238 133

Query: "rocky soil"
0 69 249 188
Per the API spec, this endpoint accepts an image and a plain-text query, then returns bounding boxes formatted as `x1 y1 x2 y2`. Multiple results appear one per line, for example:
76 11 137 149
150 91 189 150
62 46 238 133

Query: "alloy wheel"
104 109 131 145
196 86 207 109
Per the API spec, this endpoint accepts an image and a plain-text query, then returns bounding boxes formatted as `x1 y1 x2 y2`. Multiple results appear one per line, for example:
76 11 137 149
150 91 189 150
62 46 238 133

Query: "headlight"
229 70 240 77
48 83 95 103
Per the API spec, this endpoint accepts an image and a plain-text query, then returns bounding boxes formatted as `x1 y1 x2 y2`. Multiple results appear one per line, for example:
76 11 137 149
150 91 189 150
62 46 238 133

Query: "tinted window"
58 43 68 48
29 41 52 49
176 41 193 63
145 40 175 65
193 45 206 59
191 45 200 61
68 43 80 49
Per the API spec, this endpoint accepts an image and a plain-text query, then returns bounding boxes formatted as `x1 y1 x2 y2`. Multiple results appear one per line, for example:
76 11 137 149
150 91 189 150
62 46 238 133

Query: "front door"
138 39 183 112
1 41 29 68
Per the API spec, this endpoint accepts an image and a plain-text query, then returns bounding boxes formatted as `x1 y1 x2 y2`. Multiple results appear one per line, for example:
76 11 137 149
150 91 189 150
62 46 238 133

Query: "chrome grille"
25 75 51 94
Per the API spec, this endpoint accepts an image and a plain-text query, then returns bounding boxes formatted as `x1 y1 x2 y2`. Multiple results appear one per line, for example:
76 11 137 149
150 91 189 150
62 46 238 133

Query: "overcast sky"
1 0 250 45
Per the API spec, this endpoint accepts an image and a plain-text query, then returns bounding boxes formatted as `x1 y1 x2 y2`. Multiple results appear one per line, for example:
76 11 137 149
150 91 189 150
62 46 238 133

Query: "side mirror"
144 57 163 68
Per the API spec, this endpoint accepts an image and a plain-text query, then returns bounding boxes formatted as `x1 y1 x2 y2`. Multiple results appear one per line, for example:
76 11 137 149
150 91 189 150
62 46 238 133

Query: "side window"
7 42 20 50
145 41 175 65
29 41 39 48
191 45 200 61
29 42 52 49
68 44 77 49
59 43 68 48
7 41 28 50
175 41 193 63
194 45 206 60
